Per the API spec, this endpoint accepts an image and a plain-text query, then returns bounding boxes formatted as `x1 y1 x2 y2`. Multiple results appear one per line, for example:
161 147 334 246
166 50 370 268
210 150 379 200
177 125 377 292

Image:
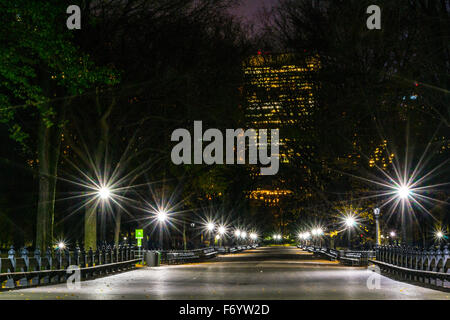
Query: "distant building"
242 52 320 211
243 52 320 164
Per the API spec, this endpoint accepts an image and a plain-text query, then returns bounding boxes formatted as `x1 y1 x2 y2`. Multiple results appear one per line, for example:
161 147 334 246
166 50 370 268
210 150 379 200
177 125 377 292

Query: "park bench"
201 248 217 259
340 252 369 266
321 249 339 261
216 247 227 254
165 251 201 264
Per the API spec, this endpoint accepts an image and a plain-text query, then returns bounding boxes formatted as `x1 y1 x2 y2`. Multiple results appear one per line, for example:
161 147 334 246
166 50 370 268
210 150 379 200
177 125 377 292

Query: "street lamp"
435 230 444 244
157 209 168 222
98 186 111 200
343 216 357 249
217 226 226 246
206 222 215 232
396 185 411 199
218 226 226 235
205 222 215 247
374 208 381 246
302 231 311 245
389 231 397 245
345 217 356 228
310 228 323 246
396 184 411 245
58 242 66 250
155 209 169 250
241 231 247 241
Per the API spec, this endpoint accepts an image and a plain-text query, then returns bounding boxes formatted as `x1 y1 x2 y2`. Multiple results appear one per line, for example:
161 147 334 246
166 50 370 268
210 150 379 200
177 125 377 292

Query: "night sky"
230 0 278 25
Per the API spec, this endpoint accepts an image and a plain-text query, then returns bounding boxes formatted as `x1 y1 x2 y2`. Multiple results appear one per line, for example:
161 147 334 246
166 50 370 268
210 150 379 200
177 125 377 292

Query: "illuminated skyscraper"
243 52 320 164
243 52 320 209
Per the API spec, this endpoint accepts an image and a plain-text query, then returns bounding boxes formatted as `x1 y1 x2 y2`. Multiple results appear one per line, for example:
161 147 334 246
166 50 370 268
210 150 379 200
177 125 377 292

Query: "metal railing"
370 245 450 288
0 245 140 289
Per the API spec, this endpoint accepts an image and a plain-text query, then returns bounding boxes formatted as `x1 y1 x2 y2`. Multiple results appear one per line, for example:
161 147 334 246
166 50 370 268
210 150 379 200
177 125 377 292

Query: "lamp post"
98 186 111 244
241 231 247 244
316 228 324 247
234 229 241 245
390 231 397 245
345 217 356 249
218 226 226 247
156 209 168 250
374 208 381 247
311 228 323 247
435 231 444 244
396 185 411 245
206 222 215 247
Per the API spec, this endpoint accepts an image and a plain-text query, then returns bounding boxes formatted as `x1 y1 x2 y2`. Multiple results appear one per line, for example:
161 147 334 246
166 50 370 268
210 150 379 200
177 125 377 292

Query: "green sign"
137 238 142 247
135 229 144 239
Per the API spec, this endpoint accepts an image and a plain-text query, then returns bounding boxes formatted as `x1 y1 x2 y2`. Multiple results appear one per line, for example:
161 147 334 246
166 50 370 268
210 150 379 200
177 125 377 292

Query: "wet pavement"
0 246 448 300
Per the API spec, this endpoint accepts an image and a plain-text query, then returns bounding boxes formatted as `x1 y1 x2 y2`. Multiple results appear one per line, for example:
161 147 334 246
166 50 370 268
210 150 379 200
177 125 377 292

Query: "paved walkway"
0 246 448 300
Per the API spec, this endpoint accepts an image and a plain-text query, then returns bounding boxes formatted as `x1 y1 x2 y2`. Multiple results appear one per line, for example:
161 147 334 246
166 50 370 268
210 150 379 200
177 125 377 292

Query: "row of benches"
299 245 374 266
162 244 258 265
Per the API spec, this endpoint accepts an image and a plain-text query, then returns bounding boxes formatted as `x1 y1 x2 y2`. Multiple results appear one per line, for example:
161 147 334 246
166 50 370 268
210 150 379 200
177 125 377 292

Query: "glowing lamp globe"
397 186 410 199
345 217 356 227
99 187 111 200
157 210 168 222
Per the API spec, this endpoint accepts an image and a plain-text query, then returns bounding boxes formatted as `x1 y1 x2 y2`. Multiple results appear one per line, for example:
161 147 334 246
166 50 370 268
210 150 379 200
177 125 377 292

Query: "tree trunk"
84 203 97 251
114 210 121 247
35 112 62 251
183 222 187 250
84 92 115 248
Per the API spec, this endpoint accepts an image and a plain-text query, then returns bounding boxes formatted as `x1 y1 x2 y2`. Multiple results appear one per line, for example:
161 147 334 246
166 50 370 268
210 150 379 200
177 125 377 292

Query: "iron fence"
370 245 450 288
0 245 140 289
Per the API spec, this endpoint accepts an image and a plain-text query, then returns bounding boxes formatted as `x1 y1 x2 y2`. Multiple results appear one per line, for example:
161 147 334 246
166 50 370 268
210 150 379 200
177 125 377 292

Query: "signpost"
136 229 144 259
135 229 144 239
